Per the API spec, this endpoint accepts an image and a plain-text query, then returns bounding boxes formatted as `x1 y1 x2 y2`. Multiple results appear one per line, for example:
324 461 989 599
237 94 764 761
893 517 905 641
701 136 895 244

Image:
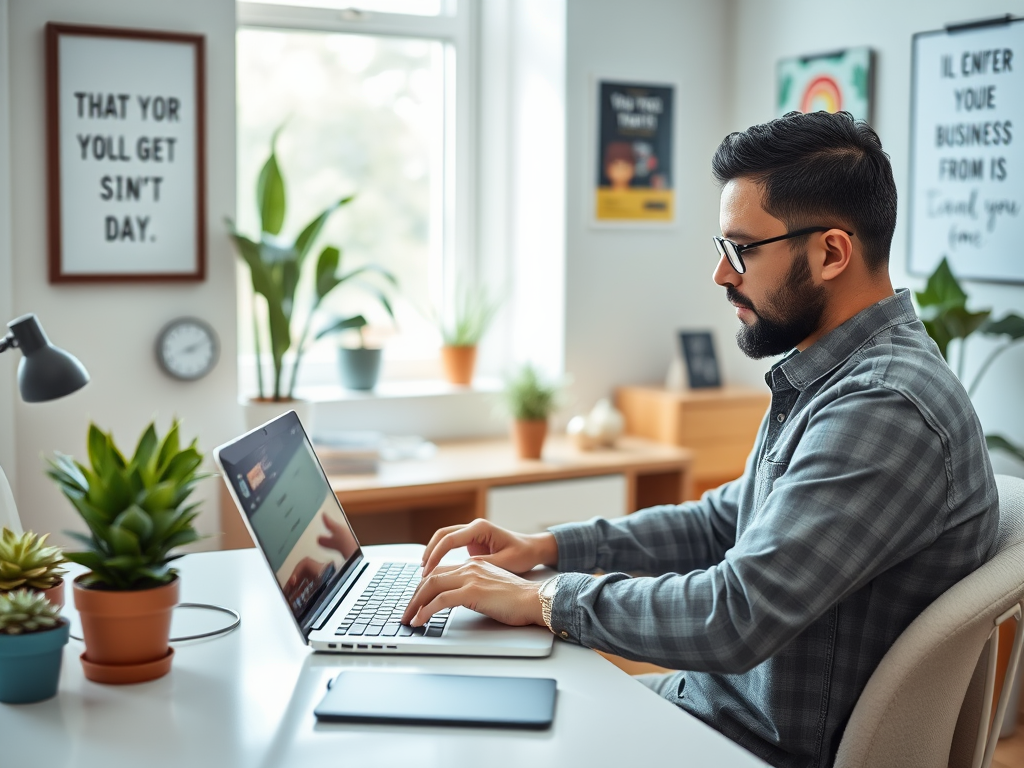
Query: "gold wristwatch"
539 575 560 633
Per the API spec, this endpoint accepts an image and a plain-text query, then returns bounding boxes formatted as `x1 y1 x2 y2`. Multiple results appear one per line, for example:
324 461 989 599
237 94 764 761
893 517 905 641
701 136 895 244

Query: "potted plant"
226 127 397 423
0 589 69 703
317 310 397 393
0 528 68 609
436 282 502 386
45 420 205 684
499 363 562 460
916 257 1024 462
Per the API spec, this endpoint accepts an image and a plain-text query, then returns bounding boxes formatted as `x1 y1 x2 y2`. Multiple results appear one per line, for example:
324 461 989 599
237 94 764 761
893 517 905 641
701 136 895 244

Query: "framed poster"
908 16 1024 284
777 47 874 122
679 331 721 390
46 23 206 282
593 80 675 226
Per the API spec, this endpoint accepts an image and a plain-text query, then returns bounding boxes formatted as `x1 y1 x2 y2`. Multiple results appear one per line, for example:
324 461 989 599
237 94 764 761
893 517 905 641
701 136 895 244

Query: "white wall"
562 0 767 420
3 0 240 546
731 0 1024 472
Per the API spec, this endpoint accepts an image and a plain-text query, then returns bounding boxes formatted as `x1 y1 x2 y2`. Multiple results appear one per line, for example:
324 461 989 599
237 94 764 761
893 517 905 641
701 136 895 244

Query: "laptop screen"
216 413 361 623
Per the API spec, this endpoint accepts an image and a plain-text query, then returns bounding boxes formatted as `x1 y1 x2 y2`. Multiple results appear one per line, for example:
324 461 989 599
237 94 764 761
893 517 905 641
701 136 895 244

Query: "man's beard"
728 251 827 360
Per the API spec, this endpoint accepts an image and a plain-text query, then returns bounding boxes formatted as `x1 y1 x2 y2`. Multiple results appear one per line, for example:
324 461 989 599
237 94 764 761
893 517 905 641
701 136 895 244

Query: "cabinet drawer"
486 475 627 534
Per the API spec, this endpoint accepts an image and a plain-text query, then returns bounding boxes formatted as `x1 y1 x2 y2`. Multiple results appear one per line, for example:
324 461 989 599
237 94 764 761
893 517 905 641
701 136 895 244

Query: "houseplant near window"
46 420 206 684
500 363 562 460
915 258 1024 463
436 283 502 386
227 128 396 421
0 528 68 609
0 589 69 703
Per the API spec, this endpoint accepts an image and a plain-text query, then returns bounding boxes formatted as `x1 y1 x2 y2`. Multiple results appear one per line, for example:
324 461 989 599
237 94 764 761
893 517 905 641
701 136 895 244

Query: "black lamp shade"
9 314 89 403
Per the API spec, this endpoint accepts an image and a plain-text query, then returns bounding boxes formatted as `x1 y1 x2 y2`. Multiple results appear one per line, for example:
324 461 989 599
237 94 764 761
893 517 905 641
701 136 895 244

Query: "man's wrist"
538 574 560 632
530 532 559 569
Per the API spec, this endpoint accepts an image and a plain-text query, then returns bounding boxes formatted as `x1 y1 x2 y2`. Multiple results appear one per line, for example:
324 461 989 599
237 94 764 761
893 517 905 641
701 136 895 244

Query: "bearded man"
402 111 999 768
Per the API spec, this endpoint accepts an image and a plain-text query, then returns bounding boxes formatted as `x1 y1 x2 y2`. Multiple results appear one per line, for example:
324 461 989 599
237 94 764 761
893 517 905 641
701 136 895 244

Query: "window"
235 1 473 392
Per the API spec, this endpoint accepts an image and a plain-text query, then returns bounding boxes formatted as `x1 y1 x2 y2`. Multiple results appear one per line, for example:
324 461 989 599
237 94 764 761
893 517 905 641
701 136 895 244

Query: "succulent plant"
0 589 62 635
0 528 68 591
46 420 207 590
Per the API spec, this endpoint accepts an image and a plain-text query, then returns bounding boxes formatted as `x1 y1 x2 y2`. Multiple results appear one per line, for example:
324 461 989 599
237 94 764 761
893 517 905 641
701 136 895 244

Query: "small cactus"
0 528 68 591
0 589 62 635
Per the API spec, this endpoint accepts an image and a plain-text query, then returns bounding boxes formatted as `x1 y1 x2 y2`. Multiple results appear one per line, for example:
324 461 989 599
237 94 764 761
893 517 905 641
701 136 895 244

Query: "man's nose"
713 253 741 288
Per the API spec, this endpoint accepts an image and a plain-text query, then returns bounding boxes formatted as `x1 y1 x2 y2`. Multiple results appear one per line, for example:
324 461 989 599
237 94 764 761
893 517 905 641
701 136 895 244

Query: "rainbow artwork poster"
777 47 873 122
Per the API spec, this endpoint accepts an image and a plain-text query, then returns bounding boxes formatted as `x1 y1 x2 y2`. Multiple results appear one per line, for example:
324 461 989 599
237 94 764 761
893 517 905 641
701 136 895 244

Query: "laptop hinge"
308 558 368 633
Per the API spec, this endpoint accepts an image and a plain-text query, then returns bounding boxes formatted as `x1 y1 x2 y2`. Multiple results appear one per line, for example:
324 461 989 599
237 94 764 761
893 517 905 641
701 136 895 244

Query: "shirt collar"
767 288 918 392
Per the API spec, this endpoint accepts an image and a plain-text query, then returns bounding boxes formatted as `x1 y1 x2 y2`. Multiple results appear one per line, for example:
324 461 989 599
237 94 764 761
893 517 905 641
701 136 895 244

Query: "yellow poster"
595 81 675 224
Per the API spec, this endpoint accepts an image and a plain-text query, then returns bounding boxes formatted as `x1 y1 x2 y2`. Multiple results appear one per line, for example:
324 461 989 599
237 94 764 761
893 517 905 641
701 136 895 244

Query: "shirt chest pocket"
754 457 789 513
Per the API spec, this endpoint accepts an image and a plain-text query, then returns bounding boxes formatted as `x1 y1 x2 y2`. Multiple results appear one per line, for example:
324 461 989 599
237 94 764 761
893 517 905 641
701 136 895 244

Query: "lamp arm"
0 331 15 353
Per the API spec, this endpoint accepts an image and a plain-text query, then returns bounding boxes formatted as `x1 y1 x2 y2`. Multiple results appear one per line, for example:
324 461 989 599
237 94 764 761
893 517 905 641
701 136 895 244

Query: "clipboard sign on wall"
907 15 1024 285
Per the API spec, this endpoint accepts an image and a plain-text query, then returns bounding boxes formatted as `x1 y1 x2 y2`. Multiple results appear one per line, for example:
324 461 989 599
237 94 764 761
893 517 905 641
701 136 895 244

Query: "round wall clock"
155 317 220 381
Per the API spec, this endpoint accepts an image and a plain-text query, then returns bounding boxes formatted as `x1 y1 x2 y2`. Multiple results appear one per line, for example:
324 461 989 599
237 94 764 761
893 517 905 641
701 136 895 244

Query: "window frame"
235 1 478 388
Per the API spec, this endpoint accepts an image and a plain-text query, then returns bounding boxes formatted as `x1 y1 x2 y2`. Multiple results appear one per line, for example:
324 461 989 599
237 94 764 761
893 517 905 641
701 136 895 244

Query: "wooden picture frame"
46 23 206 282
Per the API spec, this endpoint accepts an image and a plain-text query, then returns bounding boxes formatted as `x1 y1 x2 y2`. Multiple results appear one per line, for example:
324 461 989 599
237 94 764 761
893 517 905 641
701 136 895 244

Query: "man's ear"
818 229 853 282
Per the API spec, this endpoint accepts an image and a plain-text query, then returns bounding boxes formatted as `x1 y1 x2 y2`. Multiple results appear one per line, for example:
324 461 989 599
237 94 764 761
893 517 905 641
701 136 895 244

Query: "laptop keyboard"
335 562 452 639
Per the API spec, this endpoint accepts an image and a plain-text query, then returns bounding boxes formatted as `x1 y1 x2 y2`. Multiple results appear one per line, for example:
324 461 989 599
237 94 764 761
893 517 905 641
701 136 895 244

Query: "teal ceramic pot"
0 620 70 704
338 347 383 391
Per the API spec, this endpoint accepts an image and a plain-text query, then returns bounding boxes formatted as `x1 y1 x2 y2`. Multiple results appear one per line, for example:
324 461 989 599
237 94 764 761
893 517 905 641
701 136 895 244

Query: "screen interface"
222 422 359 620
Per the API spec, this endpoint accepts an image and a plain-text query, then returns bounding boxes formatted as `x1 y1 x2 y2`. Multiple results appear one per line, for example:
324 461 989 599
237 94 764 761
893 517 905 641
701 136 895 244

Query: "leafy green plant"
436 282 502 347
46 421 206 590
0 589 62 635
915 257 1024 462
0 529 67 591
226 126 397 400
500 364 562 421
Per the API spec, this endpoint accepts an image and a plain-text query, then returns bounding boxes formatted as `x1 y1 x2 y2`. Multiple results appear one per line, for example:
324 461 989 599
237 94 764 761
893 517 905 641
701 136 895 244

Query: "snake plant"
0 589 62 635
0 529 67 591
46 420 206 590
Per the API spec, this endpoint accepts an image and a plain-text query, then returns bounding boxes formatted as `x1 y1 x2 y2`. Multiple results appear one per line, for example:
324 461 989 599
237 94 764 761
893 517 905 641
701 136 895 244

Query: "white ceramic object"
567 399 625 450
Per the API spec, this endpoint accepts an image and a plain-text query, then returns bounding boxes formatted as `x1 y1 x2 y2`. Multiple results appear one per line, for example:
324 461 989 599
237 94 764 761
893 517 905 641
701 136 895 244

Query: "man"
401 111 999 768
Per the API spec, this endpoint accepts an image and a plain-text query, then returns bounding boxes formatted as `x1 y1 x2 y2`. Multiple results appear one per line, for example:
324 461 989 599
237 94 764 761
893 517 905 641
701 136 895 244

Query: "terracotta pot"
38 579 65 610
441 345 477 386
512 419 548 460
73 575 179 684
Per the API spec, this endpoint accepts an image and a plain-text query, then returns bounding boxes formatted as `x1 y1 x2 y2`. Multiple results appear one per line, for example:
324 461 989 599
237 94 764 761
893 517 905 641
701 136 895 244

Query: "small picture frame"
678 331 721 389
46 23 206 282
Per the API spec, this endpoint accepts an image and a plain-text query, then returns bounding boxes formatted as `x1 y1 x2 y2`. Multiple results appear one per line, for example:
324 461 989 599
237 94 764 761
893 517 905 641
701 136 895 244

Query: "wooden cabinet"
616 385 770 498
220 435 692 549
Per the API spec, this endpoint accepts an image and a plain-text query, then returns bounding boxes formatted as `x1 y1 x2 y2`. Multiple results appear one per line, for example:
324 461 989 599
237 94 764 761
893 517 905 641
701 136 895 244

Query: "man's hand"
401 560 545 627
283 556 328 602
317 512 352 554
420 518 559 576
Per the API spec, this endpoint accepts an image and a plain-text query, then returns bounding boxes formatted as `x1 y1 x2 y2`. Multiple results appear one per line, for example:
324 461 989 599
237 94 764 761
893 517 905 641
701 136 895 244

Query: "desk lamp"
0 314 89 532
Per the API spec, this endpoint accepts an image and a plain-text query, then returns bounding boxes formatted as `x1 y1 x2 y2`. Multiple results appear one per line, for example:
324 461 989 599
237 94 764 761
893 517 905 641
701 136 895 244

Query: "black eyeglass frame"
713 226 854 275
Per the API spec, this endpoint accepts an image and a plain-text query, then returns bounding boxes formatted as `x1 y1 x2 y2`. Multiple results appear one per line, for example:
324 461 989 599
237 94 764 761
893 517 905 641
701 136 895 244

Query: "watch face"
156 318 219 381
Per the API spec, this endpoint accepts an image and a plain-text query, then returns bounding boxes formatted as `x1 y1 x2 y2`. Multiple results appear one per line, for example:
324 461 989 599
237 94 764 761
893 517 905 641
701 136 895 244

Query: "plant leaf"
314 315 367 341
315 246 341 301
915 257 967 311
113 505 154 545
294 196 353 265
981 312 1024 340
257 134 286 236
987 434 1024 464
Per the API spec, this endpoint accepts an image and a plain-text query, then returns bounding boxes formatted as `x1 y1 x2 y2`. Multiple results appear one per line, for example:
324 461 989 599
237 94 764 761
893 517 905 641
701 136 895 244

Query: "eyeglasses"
713 226 853 275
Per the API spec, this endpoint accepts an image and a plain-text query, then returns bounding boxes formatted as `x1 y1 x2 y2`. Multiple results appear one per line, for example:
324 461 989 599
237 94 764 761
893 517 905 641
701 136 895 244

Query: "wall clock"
155 317 219 381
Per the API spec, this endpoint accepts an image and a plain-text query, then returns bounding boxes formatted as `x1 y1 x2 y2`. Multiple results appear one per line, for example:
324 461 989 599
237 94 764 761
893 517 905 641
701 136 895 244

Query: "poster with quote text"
46 24 206 282
908 19 1024 284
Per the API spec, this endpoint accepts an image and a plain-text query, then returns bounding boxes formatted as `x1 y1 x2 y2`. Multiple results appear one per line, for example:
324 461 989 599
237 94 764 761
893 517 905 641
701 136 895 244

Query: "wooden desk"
616 385 769 497
221 435 693 549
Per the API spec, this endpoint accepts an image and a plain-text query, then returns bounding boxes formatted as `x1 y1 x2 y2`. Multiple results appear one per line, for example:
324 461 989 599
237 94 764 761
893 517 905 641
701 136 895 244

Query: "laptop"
213 411 554 658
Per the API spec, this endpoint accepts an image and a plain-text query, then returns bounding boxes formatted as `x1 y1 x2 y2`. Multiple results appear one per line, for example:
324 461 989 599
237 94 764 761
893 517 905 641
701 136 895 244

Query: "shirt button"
559 630 569 639
776 413 787 423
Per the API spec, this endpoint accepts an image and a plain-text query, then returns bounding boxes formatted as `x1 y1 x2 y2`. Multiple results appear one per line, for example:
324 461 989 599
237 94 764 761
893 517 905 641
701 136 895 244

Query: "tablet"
314 671 557 729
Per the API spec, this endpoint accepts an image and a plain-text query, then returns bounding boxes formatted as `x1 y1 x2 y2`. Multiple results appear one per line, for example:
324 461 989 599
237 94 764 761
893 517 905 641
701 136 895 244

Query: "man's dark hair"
711 111 897 272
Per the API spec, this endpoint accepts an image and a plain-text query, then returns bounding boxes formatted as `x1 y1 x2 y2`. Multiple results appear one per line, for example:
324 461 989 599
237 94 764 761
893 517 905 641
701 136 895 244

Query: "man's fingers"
410 587 470 627
421 524 468 568
403 565 459 624
422 527 483 575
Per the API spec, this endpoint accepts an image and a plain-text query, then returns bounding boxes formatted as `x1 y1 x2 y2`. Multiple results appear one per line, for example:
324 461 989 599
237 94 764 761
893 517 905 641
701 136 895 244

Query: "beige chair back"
834 474 1024 768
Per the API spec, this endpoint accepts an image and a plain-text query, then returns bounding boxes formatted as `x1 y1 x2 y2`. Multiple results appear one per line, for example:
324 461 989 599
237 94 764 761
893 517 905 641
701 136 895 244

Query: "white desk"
1 546 767 768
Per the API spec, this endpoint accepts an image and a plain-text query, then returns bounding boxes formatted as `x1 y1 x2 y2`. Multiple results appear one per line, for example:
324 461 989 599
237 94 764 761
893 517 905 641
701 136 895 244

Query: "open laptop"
213 411 554 658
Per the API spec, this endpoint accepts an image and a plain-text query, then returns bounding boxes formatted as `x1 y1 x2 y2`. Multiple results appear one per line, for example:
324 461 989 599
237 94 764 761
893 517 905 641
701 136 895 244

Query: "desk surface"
1 547 765 768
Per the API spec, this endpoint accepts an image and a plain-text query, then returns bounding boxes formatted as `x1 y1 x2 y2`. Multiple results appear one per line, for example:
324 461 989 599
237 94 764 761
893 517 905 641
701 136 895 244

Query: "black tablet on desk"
314 671 557 729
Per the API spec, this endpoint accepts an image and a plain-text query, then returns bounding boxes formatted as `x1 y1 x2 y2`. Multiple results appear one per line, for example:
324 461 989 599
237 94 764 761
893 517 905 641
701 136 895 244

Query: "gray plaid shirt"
548 289 998 768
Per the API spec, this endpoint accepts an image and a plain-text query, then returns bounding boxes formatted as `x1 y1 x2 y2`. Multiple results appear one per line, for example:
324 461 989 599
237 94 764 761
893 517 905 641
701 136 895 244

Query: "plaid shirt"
548 289 998 768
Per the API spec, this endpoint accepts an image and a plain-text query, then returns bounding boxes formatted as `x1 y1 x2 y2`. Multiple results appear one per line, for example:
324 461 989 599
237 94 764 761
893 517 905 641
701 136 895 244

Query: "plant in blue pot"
0 589 69 704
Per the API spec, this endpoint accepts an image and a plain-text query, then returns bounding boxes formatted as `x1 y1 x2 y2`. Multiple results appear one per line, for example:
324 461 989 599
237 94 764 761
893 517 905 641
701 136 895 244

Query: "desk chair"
835 474 1024 768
